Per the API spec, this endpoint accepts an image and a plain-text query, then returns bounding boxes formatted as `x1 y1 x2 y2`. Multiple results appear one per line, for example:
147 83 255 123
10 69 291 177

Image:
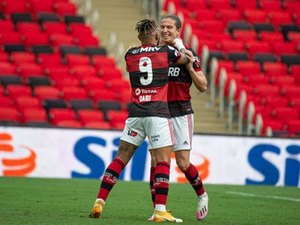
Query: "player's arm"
165 38 189 65
185 50 207 93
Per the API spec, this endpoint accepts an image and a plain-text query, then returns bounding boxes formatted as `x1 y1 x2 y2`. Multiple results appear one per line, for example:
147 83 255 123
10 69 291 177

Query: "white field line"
226 191 300 203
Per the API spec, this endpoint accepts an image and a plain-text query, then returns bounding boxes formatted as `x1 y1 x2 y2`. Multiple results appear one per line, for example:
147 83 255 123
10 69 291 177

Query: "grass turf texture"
0 177 299 225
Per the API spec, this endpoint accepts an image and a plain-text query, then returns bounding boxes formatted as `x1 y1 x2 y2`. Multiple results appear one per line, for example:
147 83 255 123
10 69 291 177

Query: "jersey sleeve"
166 45 182 64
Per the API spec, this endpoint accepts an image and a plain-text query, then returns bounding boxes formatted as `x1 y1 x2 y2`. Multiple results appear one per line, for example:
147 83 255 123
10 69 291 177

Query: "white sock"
155 204 166 212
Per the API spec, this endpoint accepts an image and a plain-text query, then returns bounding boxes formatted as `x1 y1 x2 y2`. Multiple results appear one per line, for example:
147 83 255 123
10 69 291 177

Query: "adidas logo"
183 140 189 145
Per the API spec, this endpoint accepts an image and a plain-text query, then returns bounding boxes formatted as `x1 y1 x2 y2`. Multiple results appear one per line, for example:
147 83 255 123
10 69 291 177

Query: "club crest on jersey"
127 129 138 137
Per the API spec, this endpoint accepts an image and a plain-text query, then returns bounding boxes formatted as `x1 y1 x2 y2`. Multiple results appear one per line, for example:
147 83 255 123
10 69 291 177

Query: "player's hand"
184 49 194 70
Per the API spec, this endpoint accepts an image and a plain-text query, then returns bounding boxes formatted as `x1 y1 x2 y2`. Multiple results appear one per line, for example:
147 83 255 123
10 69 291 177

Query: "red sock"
149 166 156 207
97 158 125 201
154 162 170 206
184 163 205 196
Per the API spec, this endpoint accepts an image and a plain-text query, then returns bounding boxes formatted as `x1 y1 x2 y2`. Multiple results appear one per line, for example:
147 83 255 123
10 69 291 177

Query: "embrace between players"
89 15 208 222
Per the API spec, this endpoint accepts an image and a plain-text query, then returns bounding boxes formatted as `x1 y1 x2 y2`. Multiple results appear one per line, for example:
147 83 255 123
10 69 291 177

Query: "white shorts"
120 117 174 149
172 114 194 151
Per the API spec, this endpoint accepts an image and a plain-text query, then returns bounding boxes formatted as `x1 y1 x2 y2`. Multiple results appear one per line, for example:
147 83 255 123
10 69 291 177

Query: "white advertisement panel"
0 126 299 187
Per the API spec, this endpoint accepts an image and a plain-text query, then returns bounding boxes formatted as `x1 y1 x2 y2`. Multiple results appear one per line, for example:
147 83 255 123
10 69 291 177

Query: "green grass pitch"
0 177 299 225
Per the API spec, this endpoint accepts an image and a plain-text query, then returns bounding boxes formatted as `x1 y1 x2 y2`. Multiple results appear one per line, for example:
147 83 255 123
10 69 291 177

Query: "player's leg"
173 114 208 220
149 149 156 207
146 117 182 222
89 118 144 219
89 140 138 218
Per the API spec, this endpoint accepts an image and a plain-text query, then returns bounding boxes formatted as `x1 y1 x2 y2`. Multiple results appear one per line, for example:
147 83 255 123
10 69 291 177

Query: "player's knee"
176 159 189 172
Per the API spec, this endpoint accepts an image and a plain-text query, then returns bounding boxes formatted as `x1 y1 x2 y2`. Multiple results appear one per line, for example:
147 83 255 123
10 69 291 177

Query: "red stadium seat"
50 34 75 47
0 86 4 96
6 85 32 98
44 65 69 76
90 89 117 103
17 22 41 33
244 41 272 59
65 54 91 66
198 20 225 33
3 0 29 14
235 61 262 75
54 2 77 16
92 55 116 68
34 86 60 100
216 9 242 26
253 84 280 96
99 67 123 80
42 22 68 35
262 96 289 108
38 53 63 67
77 109 105 125
280 85 300 98
82 77 106 93
117 89 131 104
234 0 258 11
106 110 128 130
271 107 299 124
0 31 23 45
70 65 98 78
259 31 284 43
0 62 17 74
207 0 232 10
21 107 48 124
76 35 99 47
29 0 54 17
14 96 40 109
10 52 36 65
51 76 80 88
270 76 296 86
233 30 257 41
192 9 216 21
60 86 88 101
48 108 76 125
287 32 300 44
0 96 14 107
244 10 268 24
83 121 111 129
218 39 244 52
268 11 293 30
260 0 283 12
0 20 15 32
271 42 297 55
106 79 130 92
0 106 21 124
286 119 300 136
22 31 50 47
55 119 82 128
17 63 45 80
69 23 93 36
263 62 287 77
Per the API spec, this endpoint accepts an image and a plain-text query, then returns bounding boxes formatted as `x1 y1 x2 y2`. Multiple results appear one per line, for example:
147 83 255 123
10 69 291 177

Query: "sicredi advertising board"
0 126 299 187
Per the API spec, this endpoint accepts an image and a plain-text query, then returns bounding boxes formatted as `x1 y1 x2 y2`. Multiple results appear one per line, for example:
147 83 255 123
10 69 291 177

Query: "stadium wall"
0 126 299 187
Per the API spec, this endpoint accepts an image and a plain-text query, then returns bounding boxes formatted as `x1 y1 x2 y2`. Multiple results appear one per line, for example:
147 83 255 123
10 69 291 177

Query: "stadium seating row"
0 0 130 130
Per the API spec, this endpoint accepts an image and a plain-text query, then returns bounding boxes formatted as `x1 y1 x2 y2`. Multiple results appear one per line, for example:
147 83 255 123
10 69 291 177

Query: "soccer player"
89 18 190 222
148 15 209 221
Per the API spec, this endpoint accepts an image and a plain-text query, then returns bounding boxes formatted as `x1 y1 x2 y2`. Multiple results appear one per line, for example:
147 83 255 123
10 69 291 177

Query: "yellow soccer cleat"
89 198 105 219
153 210 183 223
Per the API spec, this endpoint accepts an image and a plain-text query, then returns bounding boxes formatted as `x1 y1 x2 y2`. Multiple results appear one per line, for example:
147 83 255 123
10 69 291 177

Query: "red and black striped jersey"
167 47 202 117
125 44 182 118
